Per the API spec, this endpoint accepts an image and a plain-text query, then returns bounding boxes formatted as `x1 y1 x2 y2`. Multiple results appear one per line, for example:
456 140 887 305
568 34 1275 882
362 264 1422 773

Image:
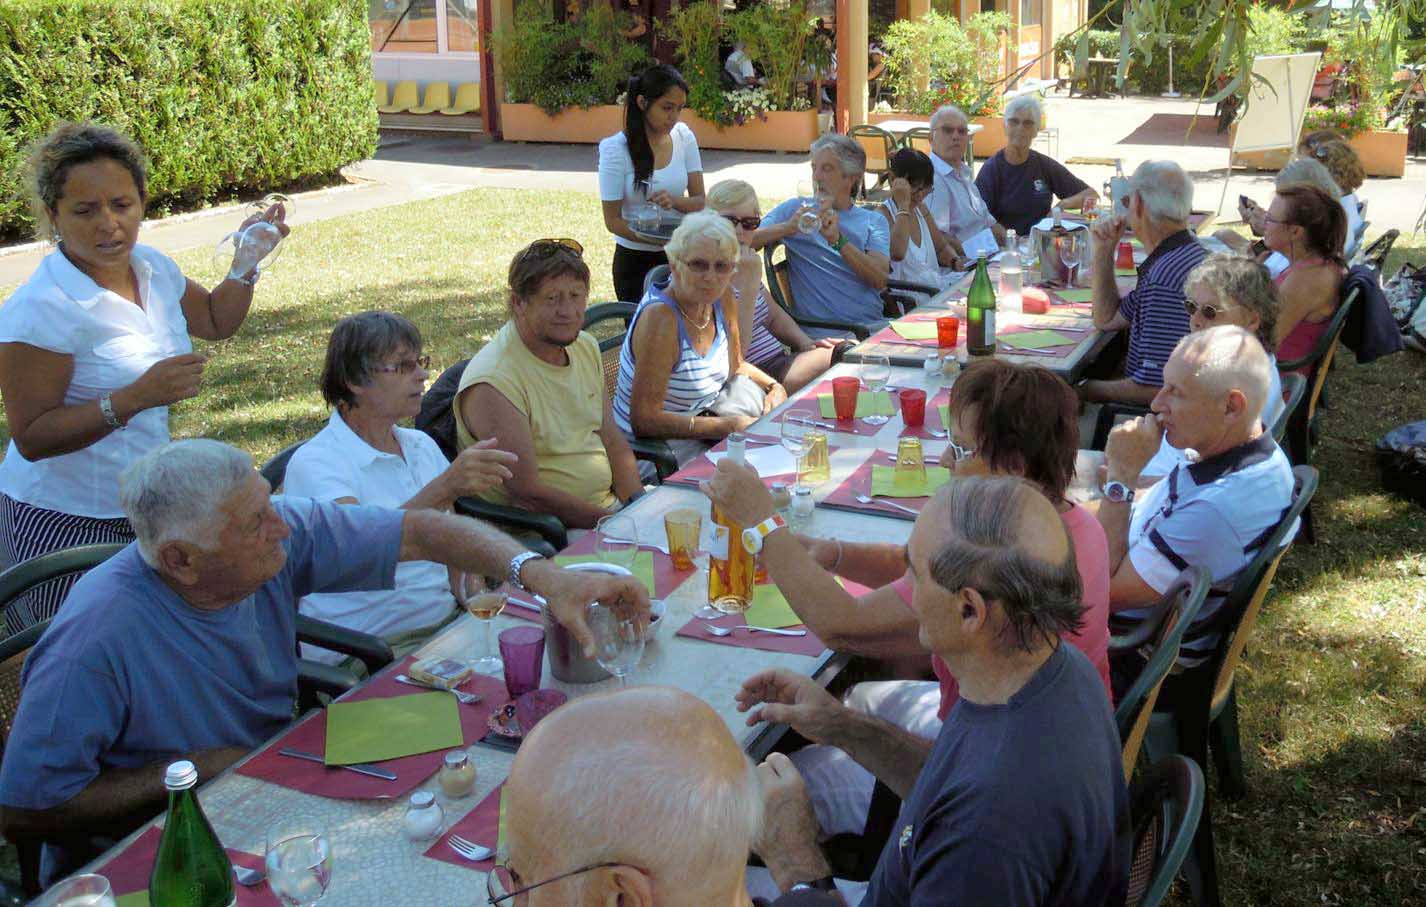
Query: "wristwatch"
507 550 546 592
741 515 787 554
99 393 125 430
789 877 837 893
831 234 847 252
1101 480 1135 504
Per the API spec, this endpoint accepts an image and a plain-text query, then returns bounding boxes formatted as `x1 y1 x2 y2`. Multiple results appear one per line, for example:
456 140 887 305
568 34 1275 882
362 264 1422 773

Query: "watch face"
1104 481 1132 503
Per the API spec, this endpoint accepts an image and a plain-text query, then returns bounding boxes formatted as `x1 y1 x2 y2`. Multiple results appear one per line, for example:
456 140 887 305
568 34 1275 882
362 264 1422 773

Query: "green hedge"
0 0 377 240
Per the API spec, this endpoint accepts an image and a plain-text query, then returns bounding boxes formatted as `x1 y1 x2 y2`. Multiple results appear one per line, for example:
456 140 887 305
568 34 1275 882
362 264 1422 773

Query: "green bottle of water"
966 253 997 356
149 761 236 907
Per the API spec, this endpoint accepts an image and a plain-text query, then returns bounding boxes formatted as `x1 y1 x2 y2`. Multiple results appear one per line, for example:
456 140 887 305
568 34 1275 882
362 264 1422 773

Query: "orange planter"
682 110 822 152
498 102 821 152
1230 126 1406 178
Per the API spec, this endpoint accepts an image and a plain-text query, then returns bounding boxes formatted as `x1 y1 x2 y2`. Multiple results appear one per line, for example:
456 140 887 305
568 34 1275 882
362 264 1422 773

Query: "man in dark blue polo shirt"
1087 160 1207 406
744 476 1129 905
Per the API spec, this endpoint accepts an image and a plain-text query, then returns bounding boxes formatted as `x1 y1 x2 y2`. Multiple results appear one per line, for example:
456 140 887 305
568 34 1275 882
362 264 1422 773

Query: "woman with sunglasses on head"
613 211 786 469
876 148 962 287
705 179 840 394
1264 184 1347 373
283 312 517 666
456 239 645 529
975 93 1098 236
599 64 705 303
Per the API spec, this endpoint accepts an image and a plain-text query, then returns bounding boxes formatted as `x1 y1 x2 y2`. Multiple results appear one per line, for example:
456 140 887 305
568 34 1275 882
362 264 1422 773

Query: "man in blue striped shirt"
1086 160 1206 405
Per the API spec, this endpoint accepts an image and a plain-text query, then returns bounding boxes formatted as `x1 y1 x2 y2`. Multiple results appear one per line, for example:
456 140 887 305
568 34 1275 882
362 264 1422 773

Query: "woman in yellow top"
455 239 645 529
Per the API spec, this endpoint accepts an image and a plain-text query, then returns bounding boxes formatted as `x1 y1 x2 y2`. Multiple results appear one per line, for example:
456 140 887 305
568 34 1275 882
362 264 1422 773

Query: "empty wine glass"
587 602 645 686
1059 235 1083 285
250 192 295 222
213 220 284 280
795 179 820 234
265 819 332 907
36 874 115 907
780 416 810 490
861 355 892 426
460 572 505 675
595 514 639 570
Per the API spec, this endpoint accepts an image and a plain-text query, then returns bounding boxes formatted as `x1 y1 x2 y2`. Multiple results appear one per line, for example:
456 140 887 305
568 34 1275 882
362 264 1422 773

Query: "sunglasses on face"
1183 299 1238 320
516 237 584 268
682 258 735 274
720 214 762 231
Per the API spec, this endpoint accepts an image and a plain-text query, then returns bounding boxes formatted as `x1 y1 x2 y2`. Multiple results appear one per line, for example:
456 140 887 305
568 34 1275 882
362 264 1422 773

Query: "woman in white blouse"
599 64 706 303
0 122 285 631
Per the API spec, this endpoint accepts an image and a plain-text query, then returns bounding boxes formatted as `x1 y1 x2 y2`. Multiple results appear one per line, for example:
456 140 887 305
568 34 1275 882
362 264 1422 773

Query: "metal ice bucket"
538 561 629 683
1031 227 1085 286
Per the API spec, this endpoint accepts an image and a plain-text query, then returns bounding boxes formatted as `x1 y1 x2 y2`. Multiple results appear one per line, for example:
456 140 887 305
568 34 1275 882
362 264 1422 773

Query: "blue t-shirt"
762 199 890 330
862 644 1130 907
0 497 403 813
975 149 1091 236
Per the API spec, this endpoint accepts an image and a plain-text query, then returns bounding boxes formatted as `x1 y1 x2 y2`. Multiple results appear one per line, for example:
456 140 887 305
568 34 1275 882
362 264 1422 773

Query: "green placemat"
744 584 802 628
1115 267 1137 276
890 320 940 340
1055 288 1094 303
870 465 951 498
938 403 950 429
555 550 656 595
818 391 896 419
1000 329 1078 350
117 893 150 907
324 691 463 765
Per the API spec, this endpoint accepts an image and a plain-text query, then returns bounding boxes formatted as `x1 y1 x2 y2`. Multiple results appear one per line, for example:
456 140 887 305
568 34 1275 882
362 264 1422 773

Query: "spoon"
234 864 266 887
704 623 808 637
920 427 949 438
853 494 920 516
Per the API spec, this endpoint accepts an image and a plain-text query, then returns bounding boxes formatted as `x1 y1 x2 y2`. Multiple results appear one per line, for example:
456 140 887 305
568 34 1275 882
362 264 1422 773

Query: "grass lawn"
3 187 1425 903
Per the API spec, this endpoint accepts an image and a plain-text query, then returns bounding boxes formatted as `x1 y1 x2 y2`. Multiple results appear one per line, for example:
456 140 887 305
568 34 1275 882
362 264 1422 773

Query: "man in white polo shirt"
1096 324 1296 699
925 105 1002 258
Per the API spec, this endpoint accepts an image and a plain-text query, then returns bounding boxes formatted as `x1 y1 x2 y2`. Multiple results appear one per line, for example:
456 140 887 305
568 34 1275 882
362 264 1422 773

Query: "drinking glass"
37 874 114 907
1018 232 1037 271
265 819 333 907
663 508 702 572
595 514 639 570
861 355 893 426
250 192 295 221
587 602 645 686
780 416 810 489
795 179 820 234
460 572 505 675
214 220 284 279
631 179 660 232
1059 235 1082 284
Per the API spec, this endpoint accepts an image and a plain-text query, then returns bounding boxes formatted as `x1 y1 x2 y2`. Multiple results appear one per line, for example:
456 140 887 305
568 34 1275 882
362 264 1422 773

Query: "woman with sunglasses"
283 311 516 666
1264 184 1347 372
613 211 786 468
706 179 839 394
975 93 1097 236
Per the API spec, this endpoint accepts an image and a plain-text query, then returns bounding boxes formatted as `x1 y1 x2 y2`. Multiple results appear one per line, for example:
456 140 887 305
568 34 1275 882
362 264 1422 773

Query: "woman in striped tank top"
613 211 787 466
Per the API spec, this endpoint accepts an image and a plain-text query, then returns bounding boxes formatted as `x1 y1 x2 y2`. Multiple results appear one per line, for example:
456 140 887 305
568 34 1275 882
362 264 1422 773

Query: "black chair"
1112 566 1210 784
583 302 679 481
1126 755 1207 907
762 241 872 340
1270 373 1307 445
848 125 898 197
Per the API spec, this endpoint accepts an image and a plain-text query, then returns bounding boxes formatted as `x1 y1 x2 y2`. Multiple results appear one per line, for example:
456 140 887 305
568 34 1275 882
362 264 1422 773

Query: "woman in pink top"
1266 184 1346 370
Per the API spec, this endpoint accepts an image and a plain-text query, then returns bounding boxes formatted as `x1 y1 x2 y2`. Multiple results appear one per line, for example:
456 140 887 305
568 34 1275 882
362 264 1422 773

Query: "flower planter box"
866 111 1008 159
498 102 819 152
1230 127 1407 178
682 109 822 153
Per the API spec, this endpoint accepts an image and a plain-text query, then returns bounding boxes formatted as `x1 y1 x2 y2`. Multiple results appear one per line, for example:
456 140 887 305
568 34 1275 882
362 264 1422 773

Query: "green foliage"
1245 3 1307 58
493 0 649 115
879 11 1010 116
727 1 817 113
659 1 731 125
0 0 376 240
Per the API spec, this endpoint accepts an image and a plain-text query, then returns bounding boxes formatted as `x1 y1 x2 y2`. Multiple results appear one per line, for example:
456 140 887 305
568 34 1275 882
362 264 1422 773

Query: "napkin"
890 321 940 341
819 391 896 419
1055 288 1095 303
744 584 803 629
555 550 657 595
999 329 1078 349
870 465 952 498
938 403 950 430
706 444 797 477
324 692 463 765
1031 217 1086 233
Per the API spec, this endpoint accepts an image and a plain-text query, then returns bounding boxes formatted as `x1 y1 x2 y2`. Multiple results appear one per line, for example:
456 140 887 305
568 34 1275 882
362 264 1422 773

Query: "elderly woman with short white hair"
613 210 785 467
975 94 1098 236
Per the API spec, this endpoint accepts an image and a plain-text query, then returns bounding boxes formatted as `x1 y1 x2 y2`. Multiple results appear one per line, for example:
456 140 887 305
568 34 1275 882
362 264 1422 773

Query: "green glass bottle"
966 253 997 357
149 761 236 907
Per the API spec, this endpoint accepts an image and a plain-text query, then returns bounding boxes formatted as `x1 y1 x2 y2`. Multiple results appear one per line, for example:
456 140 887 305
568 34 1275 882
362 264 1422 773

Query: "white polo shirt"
927 152 997 244
284 411 456 663
0 245 192 519
1124 432 1296 664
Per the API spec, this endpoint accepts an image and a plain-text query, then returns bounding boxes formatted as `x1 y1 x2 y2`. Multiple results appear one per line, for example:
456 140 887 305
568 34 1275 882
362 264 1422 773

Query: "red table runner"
422 783 504 872
780 380 891 438
819 449 937 522
97 826 278 904
663 433 792 488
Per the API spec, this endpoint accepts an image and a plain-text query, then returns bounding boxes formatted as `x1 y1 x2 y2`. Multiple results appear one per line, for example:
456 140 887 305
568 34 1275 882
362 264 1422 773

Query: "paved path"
3 94 1422 289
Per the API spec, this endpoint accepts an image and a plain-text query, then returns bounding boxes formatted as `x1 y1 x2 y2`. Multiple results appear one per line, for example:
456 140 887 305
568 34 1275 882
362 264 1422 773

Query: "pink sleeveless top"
1275 257 1339 369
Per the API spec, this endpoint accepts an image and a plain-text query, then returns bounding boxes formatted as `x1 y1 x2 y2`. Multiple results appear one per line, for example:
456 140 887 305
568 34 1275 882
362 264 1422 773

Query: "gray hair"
1276 157 1341 198
1182 253 1279 353
319 311 424 409
120 440 256 568
928 476 1084 652
809 132 866 179
1176 324 1272 420
665 209 738 264
1004 93 1042 125
1129 160 1193 223
705 178 757 212
930 104 968 131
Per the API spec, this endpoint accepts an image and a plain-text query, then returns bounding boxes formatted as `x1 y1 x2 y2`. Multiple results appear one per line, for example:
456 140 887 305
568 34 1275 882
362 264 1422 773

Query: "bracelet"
99 393 124 430
832 235 847 252
831 538 844 574
227 270 260 287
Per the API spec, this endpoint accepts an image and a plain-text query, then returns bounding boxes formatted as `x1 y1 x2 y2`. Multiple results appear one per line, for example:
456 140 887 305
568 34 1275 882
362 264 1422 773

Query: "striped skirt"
0 494 134 635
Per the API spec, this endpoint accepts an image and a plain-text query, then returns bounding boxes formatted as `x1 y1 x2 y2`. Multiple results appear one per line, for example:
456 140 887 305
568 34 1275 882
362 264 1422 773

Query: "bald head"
505 686 761 905
1175 324 1271 416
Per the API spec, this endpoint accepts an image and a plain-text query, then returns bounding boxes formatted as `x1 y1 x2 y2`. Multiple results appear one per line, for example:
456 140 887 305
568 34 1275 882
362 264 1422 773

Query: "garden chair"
584 301 679 481
761 241 873 340
899 126 931 155
440 82 481 116
1111 566 1209 784
848 125 898 198
373 80 390 109
1270 373 1308 445
410 81 453 115
1357 228 1399 273
377 80 419 114
1126 755 1206 907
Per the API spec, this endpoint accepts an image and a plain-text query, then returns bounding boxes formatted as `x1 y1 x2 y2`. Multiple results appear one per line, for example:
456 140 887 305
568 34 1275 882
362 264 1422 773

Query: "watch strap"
741 515 787 553
99 394 124 430
831 234 847 252
507 550 545 592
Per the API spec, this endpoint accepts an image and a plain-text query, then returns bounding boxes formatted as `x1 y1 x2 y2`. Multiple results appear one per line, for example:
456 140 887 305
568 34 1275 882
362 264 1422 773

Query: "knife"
279 747 397 781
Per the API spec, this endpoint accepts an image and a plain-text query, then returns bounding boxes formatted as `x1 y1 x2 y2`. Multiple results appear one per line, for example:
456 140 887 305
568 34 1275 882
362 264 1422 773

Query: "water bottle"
149 762 236 907
999 229 1023 315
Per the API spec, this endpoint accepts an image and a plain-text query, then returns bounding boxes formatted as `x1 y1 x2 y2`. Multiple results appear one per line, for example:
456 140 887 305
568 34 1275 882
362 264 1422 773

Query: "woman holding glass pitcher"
0 122 287 632
598 64 706 303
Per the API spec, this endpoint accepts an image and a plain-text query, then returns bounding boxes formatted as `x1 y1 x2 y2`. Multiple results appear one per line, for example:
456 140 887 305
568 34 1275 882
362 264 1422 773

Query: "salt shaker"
769 482 792 520
789 486 815 529
923 353 942 384
403 791 445 841
438 750 477 799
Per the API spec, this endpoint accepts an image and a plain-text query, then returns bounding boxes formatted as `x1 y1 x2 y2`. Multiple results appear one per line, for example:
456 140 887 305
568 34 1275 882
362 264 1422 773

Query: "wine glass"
265 819 333 907
37 874 115 907
795 179 820 234
250 192 295 222
213 220 284 280
460 573 505 675
1018 231 1037 271
587 602 645 686
780 416 810 491
861 355 893 426
595 514 639 570
1059 234 1083 285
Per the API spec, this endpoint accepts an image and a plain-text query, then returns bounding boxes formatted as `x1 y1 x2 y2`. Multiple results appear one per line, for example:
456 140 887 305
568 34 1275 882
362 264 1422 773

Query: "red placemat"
236 655 507 799
674 576 873 657
780 380 890 438
97 826 278 904
819 449 934 522
663 433 790 488
423 783 504 872
556 531 695 599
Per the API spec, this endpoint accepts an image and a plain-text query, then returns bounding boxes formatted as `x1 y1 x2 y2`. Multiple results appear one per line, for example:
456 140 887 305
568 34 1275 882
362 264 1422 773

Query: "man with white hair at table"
924 104 1002 257
498 685 840 906
0 438 647 885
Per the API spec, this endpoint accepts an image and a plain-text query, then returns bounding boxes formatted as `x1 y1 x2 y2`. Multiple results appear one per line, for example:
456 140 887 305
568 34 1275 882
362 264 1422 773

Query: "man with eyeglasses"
924 105 1002 258
1086 160 1206 406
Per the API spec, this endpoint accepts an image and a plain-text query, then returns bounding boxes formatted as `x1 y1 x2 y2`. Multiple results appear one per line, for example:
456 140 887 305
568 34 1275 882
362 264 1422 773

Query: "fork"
603 537 670 556
395 674 483 705
448 834 495 862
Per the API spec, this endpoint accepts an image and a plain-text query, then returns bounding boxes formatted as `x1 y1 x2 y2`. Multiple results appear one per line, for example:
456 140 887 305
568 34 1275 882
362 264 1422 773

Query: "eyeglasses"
681 258 735 274
515 238 584 268
720 214 762 231
1006 117 1037 128
946 437 977 462
1261 213 1293 227
1183 299 1239 320
937 125 969 135
372 354 431 375
486 859 633 904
